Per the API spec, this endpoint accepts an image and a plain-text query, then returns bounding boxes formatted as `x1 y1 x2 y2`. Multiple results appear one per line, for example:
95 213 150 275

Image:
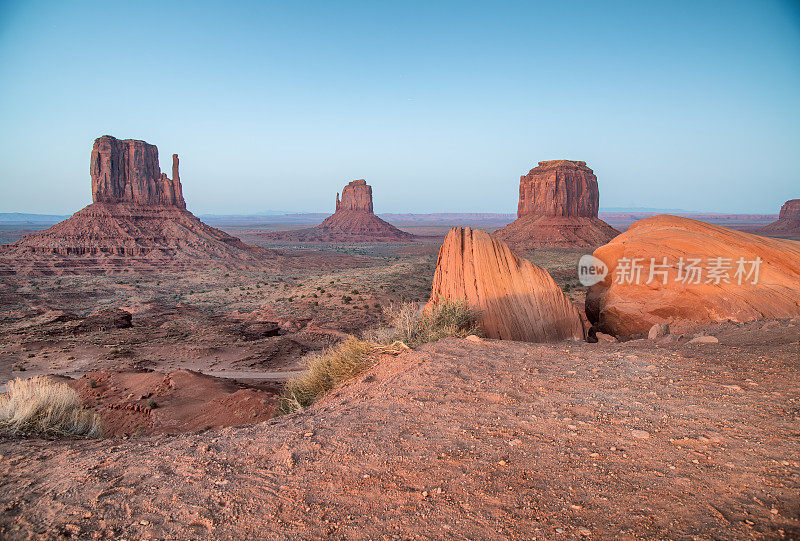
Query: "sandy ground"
1 224 797 538
0 319 798 539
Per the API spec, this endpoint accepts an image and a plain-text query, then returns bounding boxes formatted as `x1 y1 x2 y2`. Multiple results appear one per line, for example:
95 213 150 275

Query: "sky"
0 0 798 215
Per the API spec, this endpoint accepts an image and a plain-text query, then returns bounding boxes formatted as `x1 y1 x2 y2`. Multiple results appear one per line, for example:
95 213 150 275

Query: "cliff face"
757 199 800 236
335 179 373 213
90 135 185 208
517 160 599 219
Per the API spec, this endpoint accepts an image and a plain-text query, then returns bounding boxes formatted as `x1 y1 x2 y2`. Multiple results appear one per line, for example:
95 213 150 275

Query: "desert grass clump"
382 300 482 348
0 376 103 438
280 337 375 414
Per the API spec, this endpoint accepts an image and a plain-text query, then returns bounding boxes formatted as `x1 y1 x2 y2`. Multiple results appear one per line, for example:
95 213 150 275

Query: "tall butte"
262 179 414 241
493 160 619 249
756 199 800 238
0 135 271 275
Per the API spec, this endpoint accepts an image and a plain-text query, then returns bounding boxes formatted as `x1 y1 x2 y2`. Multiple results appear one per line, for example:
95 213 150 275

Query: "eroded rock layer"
426 227 585 342
586 214 800 337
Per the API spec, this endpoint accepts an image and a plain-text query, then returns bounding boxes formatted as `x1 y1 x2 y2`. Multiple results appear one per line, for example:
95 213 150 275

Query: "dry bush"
0 376 103 438
279 301 479 415
280 337 375 413
381 300 481 348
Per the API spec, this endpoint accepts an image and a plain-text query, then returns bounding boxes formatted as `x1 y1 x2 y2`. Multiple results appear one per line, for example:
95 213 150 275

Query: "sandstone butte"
493 160 619 249
426 227 585 342
756 199 800 238
261 179 415 242
586 214 800 338
0 135 271 275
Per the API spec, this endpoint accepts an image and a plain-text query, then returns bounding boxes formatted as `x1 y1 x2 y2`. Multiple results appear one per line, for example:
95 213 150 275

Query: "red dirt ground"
1 318 798 539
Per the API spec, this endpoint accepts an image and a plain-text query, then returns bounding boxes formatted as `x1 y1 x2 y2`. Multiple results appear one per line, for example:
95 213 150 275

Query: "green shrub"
0 376 103 438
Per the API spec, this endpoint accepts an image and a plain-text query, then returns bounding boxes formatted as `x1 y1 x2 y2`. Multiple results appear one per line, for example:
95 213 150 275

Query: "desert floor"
0 220 797 539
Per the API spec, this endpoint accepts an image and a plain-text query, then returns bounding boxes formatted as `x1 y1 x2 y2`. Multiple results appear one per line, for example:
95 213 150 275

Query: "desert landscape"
1 2 799 540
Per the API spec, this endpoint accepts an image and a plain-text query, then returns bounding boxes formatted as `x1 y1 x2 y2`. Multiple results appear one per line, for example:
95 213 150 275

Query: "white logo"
578 254 608 286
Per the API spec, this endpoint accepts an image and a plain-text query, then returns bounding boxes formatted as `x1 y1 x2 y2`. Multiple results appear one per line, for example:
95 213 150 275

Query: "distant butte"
755 199 800 238
262 179 415 242
0 135 273 275
493 160 619 249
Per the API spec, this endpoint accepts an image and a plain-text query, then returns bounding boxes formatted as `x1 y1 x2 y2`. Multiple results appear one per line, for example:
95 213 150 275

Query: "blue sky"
0 0 798 214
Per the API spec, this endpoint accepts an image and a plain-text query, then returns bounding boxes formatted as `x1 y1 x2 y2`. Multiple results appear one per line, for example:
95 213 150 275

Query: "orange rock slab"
426 227 585 342
586 214 800 337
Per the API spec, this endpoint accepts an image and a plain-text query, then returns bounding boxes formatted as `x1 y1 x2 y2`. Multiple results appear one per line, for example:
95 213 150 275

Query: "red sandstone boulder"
262 179 414 242
426 227 585 342
586 215 800 338
756 199 800 237
494 160 619 249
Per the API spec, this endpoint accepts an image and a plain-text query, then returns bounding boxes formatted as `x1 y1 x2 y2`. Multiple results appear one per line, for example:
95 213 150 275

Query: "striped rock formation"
426 227 585 342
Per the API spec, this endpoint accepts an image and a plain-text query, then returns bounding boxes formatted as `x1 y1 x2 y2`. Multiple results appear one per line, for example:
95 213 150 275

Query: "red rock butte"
0 135 272 275
427 227 585 342
756 199 800 238
261 179 414 242
494 160 619 249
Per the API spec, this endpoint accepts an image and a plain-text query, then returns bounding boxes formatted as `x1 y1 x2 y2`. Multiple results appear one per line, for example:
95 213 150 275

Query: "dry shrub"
279 301 479 415
0 376 103 438
280 337 375 413
382 300 481 348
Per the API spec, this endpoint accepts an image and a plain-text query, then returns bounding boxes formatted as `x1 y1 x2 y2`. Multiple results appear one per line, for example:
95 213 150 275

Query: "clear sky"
1 0 798 214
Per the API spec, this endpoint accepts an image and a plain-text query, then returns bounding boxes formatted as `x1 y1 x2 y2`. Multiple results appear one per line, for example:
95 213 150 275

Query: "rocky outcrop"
91 135 185 208
586 215 800 338
517 160 599 218
756 199 800 237
336 179 373 213
0 136 272 274
494 160 618 249
426 227 585 342
262 180 414 242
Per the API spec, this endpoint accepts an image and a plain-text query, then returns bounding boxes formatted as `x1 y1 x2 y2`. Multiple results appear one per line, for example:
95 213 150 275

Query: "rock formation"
494 160 619 249
0 135 272 274
335 179 373 213
261 179 414 242
91 135 186 208
586 215 800 338
426 227 585 342
756 199 800 238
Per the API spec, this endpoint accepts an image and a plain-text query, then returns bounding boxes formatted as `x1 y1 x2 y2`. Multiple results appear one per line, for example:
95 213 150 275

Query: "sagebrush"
0 376 103 438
